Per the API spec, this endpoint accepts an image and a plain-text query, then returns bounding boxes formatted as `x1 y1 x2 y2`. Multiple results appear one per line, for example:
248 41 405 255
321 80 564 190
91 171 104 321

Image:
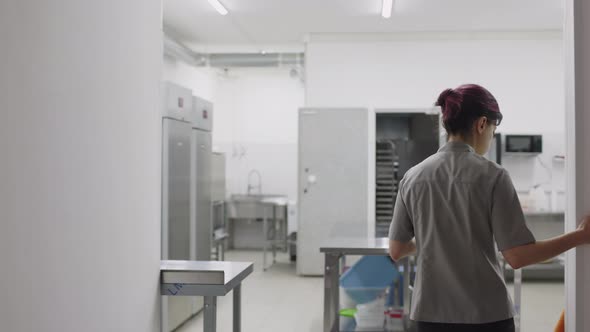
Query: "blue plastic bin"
339 256 400 304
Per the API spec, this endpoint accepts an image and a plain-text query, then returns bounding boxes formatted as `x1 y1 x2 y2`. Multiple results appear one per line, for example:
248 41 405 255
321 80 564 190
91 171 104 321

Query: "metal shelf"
376 140 398 234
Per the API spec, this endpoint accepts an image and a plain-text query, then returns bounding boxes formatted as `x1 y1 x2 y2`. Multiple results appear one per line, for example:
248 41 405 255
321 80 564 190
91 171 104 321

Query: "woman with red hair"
388 84 590 332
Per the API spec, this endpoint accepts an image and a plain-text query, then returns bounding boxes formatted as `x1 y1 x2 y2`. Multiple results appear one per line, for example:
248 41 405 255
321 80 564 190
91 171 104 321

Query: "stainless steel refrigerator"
161 82 213 331
191 95 213 264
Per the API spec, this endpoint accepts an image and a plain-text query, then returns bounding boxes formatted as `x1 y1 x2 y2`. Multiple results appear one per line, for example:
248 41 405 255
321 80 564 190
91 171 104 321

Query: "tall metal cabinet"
161 82 194 331
191 96 213 263
161 82 213 331
211 152 226 232
297 108 370 276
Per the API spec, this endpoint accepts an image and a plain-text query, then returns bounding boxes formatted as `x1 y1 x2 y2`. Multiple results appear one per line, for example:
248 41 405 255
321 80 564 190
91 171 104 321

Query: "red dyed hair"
435 84 502 136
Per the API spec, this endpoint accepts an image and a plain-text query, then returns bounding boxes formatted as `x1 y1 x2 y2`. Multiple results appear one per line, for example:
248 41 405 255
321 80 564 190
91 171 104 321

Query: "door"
190 128 212 315
162 118 193 331
192 129 212 261
163 118 192 260
297 108 369 275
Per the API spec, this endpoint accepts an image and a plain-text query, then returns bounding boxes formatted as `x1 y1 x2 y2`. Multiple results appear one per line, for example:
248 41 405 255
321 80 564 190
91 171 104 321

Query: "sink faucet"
247 169 262 195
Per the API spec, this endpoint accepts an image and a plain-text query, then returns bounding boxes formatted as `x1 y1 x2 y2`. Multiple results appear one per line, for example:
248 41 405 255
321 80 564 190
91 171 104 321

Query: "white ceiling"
163 0 563 52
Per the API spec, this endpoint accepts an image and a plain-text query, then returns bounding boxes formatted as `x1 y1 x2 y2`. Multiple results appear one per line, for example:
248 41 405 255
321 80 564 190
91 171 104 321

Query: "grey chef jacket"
389 141 536 324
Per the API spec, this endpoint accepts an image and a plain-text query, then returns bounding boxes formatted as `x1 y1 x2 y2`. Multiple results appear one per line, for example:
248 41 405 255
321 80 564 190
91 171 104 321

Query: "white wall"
0 1 162 331
163 56 217 102
212 68 304 202
306 32 566 210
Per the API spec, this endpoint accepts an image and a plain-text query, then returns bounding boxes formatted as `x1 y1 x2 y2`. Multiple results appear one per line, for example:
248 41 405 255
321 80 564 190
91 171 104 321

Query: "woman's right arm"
491 169 590 269
502 216 590 269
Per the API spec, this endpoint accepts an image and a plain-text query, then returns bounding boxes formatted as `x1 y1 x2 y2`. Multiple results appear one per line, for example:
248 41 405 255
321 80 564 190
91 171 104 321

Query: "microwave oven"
505 135 542 154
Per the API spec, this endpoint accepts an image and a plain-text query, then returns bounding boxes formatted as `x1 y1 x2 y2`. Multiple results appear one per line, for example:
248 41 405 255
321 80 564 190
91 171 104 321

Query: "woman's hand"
576 215 590 244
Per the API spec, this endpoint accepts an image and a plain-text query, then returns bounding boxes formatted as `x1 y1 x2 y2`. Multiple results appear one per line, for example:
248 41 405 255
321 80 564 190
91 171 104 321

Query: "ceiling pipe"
163 33 304 68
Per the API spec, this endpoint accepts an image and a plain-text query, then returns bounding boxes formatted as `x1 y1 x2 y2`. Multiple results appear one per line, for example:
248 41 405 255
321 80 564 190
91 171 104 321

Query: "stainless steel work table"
161 260 253 332
320 238 523 332
320 238 412 332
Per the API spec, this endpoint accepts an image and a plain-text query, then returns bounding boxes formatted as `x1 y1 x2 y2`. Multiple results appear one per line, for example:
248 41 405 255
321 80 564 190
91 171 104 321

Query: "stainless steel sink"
226 194 287 220
225 194 289 271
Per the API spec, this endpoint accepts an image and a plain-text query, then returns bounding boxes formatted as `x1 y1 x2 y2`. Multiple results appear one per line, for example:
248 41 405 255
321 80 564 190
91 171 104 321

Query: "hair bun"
435 88 455 109
436 88 462 120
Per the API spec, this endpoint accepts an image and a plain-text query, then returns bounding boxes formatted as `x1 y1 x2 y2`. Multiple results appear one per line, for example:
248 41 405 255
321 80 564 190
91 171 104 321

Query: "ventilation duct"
163 33 304 68
208 53 304 68
163 34 206 66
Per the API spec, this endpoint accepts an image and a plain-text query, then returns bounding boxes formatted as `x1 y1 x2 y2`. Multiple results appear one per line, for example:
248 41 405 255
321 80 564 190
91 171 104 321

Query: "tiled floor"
175 250 564 332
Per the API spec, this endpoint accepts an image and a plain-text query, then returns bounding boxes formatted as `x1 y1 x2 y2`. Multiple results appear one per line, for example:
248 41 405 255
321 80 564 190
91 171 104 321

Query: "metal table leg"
233 283 241 332
514 268 522 332
161 296 168 332
283 209 288 253
263 217 268 271
204 296 217 332
324 252 340 332
216 241 222 261
272 205 277 264
402 258 411 331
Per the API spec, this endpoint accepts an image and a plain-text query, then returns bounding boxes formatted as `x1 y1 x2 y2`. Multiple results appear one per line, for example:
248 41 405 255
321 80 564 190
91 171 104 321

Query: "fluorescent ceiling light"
381 0 393 18
208 0 228 15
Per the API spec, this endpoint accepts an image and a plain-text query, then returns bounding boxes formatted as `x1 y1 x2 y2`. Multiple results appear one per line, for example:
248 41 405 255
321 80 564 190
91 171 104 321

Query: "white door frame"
565 0 590 330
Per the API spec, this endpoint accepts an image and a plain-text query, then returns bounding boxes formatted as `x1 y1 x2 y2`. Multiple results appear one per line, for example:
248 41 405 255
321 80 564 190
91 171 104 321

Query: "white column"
565 0 590 331
0 1 162 332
